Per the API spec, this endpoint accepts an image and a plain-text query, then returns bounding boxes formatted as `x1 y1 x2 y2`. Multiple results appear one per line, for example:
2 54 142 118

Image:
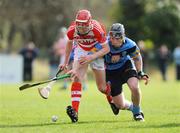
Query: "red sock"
71 82 82 113
101 82 111 95
106 95 112 103
105 82 112 103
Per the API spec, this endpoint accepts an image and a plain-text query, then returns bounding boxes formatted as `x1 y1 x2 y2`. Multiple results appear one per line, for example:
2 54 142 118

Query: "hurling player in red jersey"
63 9 110 123
39 9 110 123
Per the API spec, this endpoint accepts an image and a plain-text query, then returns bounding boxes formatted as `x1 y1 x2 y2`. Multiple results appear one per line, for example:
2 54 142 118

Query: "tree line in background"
0 0 180 54
0 0 76 53
0 0 111 54
112 0 180 50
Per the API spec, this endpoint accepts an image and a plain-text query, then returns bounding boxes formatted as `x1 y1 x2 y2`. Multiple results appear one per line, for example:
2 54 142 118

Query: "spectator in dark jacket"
157 44 170 81
19 42 38 81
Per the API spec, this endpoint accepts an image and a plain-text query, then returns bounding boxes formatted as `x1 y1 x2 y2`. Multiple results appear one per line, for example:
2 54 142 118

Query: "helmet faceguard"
109 23 125 40
109 31 124 39
75 10 92 35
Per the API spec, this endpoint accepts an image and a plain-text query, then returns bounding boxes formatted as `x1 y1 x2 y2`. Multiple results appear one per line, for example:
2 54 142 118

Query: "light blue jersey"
104 37 140 70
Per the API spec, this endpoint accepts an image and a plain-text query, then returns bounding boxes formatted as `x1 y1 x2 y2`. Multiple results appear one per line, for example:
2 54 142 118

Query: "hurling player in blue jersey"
104 23 149 121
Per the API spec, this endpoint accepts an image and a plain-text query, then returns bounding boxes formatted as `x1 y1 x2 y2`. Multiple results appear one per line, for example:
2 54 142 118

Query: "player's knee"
129 84 139 94
97 84 106 94
73 77 80 82
75 74 87 83
73 75 82 82
98 86 105 93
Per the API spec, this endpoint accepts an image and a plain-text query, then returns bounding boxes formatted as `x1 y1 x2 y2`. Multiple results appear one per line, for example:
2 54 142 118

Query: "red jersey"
67 20 107 51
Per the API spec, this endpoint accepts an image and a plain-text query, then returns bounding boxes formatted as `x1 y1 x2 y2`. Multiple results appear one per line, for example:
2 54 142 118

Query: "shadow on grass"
0 123 61 128
0 120 179 129
0 120 126 128
129 123 180 129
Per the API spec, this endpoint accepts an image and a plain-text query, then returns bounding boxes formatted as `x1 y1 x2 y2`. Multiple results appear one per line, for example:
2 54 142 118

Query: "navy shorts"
106 60 138 97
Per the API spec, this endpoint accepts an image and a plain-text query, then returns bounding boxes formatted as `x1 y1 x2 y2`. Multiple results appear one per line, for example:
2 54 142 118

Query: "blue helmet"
109 23 125 39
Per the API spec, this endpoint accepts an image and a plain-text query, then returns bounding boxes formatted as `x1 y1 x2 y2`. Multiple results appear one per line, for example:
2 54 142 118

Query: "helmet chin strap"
122 36 125 43
77 30 89 36
76 25 92 36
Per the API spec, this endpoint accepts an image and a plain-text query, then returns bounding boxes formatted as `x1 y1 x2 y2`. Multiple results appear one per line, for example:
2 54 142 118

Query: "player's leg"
112 92 132 110
127 77 141 106
127 77 144 121
66 59 88 123
91 59 119 113
91 64 113 106
118 60 144 121
90 58 111 95
107 79 133 115
92 67 118 113
92 64 125 116
110 91 134 115
104 67 125 115
110 60 143 121
92 69 107 93
71 60 88 111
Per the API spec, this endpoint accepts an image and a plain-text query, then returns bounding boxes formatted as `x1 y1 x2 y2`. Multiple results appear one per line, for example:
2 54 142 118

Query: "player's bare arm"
92 42 110 59
133 53 143 72
79 42 109 64
133 53 149 85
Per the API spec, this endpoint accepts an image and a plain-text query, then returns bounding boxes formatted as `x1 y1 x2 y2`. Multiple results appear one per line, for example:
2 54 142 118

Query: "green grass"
0 76 180 133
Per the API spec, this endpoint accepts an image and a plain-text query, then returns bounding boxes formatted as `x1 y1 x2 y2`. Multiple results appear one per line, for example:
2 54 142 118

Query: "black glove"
137 71 149 79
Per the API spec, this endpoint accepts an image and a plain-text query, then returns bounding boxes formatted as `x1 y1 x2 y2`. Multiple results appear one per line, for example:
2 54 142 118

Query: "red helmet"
76 10 92 25
75 10 92 35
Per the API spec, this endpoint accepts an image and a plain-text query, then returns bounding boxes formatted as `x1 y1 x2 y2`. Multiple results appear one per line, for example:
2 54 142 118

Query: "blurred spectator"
19 42 38 81
173 44 180 80
156 44 171 81
53 27 68 89
55 27 68 65
138 40 148 72
49 45 60 79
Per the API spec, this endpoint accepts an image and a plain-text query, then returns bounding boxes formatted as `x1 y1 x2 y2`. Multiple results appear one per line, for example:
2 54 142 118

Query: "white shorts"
74 45 105 70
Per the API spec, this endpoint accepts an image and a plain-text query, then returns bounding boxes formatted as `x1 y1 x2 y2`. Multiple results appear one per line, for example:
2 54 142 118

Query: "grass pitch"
0 76 180 133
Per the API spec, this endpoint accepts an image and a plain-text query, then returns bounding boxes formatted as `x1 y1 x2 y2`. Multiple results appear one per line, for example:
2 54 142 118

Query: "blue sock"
132 105 141 115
